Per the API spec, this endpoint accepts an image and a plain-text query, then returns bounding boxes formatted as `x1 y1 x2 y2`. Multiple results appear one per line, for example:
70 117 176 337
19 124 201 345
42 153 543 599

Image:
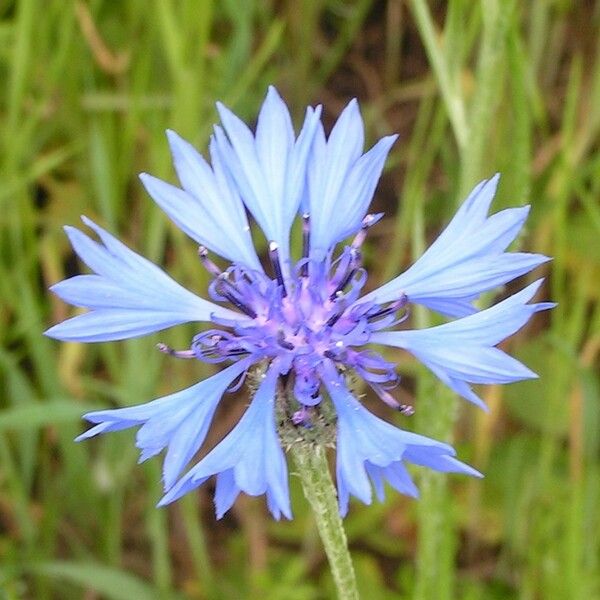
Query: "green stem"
290 443 359 600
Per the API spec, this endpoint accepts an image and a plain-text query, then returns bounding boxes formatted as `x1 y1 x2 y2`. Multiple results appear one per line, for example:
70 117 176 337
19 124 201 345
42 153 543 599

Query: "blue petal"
365 462 420 501
47 309 211 343
214 87 321 270
404 445 482 477
321 361 480 516
255 87 296 228
371 280 556 407
76 360 252 490
336 135 397 237
307 100 397 257
361 175 551 316
140 134 261 270
45 218 243 342
214 470 241 519
158 365 291 519
162 129 261 269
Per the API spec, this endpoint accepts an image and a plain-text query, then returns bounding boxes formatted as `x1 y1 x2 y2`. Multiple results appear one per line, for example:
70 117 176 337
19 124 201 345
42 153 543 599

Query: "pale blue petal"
404 446 482 478
308 100 396 257
159 365 291 519
140 165 261 270
265 489 284 521
309 135 396 255
362 175 551 314
392 253 548 305
50 275 150 310
161 129 261 269
46 219 242 342
372 281 555 406
313 100 364 219
255 86 295 219
215 96 275 235
76 361 251 489
214 470 240 518
75 420 131 441
365 462 419 502
336 135 397 236
321 361 478 515
426 363 489 410
215 87 321 270
413 296 478 318
214 104 264 223
364 463 386 501
381 462 420 497
46 309 207 343
411 344 538 384
336 469 352 517
402 280 552 345
433 176 499 244
284 105 323 226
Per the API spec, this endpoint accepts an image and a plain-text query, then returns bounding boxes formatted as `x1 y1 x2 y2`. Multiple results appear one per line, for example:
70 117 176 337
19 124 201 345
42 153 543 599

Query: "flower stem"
290 443 359 600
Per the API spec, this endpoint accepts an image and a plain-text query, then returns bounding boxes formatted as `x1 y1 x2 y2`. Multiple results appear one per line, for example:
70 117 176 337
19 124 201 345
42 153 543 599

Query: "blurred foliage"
0 0 599 598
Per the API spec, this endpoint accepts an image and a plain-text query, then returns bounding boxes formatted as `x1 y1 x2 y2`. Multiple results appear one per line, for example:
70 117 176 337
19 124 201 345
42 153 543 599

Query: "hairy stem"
290 443 359 600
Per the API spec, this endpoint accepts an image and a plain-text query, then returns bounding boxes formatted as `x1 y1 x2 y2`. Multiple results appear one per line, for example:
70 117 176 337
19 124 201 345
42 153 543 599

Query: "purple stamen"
277 331 295 351
169 224 412 424
366 294 408 322
370 383 413 415
326 307 345 328
198 246 222 277
329 248 361 300
351 212 384 249
215 274 258 318
156 343 196 359
269 241 287 296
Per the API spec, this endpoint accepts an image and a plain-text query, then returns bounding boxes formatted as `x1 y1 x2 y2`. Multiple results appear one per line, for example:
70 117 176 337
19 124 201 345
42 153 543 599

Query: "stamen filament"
269 241 287 297
198 246 222 277
329 249 360 300
215 275 258 318
156 343 196 359
366 295 408 322
351 213 383 249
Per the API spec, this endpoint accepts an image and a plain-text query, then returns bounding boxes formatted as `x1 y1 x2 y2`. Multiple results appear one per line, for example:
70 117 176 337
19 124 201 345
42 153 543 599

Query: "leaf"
0 400 96 431
30 561 184 600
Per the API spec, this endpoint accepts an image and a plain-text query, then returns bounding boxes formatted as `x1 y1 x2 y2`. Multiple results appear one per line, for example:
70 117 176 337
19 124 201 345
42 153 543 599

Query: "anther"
156 343 196 359
326 315 341 328
366 295 408 322
198 246 222 277
329 250 360 300
215 274 258 318
277 331 295 351
374 386 404 410
351 212 384 249
325 291 346 327
268 241 287 296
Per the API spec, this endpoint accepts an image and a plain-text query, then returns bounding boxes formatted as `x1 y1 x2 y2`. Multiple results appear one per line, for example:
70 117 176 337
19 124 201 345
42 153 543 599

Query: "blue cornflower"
46 87 553 519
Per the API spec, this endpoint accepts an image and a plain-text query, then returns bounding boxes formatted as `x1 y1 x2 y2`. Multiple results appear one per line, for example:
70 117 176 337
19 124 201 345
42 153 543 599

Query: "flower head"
46 87 553 518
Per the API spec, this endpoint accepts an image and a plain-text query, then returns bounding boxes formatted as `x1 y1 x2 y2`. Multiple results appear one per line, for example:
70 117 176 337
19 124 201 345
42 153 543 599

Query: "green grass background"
1 1 599 598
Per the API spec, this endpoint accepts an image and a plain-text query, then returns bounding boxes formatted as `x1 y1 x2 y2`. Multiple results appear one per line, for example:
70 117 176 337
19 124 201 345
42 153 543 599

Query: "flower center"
158 213 414 415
